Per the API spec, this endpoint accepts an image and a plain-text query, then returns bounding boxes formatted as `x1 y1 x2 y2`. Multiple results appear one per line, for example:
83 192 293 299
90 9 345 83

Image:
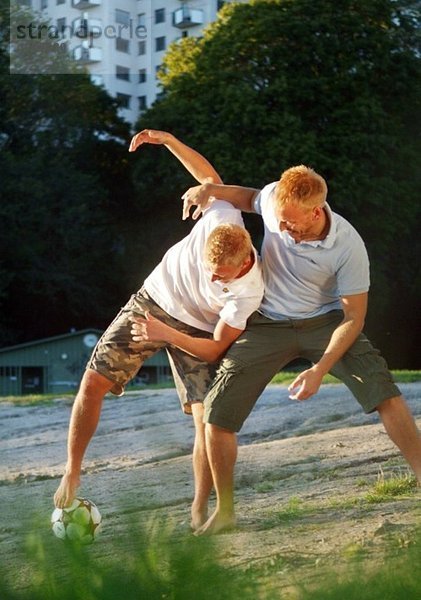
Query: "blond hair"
204 224 252 268
275 165 327 211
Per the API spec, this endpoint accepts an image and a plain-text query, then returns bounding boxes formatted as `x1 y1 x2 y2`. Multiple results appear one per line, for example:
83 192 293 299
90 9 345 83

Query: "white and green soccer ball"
51 498 102 544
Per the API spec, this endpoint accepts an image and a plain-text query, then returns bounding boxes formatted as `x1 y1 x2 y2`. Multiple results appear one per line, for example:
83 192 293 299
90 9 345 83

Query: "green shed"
0 329 171 396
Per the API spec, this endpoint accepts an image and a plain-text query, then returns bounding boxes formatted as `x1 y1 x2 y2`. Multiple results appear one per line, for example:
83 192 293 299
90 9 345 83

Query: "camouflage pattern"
87 288 216 413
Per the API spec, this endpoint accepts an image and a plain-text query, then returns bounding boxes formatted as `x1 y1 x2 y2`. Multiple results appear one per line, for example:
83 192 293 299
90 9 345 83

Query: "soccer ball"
51 497 102 544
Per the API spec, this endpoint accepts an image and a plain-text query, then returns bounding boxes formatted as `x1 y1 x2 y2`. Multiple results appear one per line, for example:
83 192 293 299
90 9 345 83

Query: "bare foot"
54 472 80 508
190 506 208 531
194 509 236 536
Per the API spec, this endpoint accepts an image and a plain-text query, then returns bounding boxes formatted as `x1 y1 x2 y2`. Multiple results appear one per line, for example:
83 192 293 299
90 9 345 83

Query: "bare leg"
195 423 237 536
190 403 213 530
54 369 113 507
377 395 421 484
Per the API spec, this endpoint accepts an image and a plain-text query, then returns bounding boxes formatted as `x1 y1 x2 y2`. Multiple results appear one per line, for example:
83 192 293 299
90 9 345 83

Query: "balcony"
172 7 204 29
73 17 102 39
73 45 102 64
72 0 102 10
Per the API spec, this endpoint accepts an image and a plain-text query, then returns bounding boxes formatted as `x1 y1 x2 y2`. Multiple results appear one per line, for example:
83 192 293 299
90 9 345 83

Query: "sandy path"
1 383 420 594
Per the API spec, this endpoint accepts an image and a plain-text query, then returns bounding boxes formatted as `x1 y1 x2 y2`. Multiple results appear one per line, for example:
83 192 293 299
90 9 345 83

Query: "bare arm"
130 313 243 363
182 183 260 220
288 293 368 400
129 129 223 185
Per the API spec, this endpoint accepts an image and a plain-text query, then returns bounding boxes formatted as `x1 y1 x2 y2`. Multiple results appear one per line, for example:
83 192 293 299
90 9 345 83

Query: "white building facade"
27 0 249 125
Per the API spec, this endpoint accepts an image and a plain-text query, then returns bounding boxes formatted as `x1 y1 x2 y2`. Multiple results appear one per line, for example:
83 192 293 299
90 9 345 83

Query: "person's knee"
78 369 113 400
206 423 235 439
376 395 406 416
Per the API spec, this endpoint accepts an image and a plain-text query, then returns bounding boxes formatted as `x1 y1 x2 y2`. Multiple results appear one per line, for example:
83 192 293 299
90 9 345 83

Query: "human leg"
166 338 216 528
377 396 421 484
190 403 213 530
197 314 296 535
54 291 166 508
195 423 238 536
54 369 113 507
302 317 421 482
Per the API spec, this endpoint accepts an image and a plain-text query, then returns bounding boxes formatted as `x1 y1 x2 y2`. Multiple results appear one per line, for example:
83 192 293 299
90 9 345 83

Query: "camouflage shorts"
87 288 217 414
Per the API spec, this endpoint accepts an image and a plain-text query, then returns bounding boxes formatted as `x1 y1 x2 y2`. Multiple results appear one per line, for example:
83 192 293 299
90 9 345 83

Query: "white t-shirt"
254 182 370 320
144 200 264 333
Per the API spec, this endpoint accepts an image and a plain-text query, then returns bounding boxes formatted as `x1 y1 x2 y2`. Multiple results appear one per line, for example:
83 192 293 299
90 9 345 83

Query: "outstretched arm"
130 313 243 363
288 292 368 401
129 129 223 185
182 183 260 220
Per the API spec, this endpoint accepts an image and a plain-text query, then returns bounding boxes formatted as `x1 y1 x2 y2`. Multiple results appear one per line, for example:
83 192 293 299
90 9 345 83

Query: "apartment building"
26 0 248 125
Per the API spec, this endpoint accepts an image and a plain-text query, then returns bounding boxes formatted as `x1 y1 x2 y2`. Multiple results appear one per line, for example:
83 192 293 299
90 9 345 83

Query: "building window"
217 1 226 10
138 13 146 27
116 37 130 53
0 366 18 377
155 64 162 79
155 8 165 24
117 93 131 109
57 17 66 36
181 30 188 38
155 36 166 52
116 65 130 81
57 0 65 5
138 40 146 55
115 9 130 27
138 96 147 111
41 0 48 9
138 69 147 83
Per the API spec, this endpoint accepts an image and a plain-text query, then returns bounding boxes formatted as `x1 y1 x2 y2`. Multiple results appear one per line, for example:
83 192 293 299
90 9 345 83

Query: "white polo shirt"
144 200 264 333
254 182 370 320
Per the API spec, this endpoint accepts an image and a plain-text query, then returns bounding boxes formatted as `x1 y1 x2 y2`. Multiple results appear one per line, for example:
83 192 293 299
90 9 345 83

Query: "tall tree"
0 2 134 345
133 0 421 367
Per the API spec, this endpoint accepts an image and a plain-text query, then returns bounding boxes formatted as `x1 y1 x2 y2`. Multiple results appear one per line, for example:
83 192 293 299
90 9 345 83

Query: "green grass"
364 471 417 503
270 369 421 386
1 370 419 405
1 518 420 600
0 520 259 600
299 531 421 600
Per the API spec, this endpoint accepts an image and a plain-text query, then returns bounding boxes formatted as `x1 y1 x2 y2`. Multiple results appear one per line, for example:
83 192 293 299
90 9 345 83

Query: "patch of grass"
1 370 419 405
270 369 421 386
299 530 421 600
0 393 73 406
270 372 341 385
0 518 258 600
275 496 308 523
254 481 275 493
364 471 417 504
341 541 367 560
2 514 420 600
327 496 361 510
390 370 421 383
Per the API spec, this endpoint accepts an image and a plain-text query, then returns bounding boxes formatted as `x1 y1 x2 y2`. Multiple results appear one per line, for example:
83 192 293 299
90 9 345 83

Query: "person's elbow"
205 349 225 363
202 343 229 363
202 174 223 185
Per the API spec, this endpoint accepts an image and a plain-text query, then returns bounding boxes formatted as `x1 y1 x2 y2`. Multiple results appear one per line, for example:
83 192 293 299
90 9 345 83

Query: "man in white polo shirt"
54 130 264 532
182 165 421 535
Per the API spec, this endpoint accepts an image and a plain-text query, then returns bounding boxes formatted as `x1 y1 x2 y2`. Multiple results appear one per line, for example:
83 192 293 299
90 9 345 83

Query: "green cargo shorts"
204 310 401 432
87 288 217 414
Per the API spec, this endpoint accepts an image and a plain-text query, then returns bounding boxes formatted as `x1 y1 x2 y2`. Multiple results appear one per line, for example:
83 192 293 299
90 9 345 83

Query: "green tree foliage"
133 0 421 366
0 2 133 345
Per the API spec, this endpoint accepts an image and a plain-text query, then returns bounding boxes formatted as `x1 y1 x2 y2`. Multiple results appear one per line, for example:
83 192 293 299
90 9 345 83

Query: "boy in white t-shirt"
54 130 264 531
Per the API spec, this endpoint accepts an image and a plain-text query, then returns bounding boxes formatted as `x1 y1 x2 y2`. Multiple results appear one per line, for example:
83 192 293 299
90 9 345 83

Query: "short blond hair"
204 224 252 268
275 165 327 211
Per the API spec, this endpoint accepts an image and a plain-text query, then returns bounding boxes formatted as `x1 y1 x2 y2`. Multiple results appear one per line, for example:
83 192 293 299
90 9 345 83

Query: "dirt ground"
1 382 420 596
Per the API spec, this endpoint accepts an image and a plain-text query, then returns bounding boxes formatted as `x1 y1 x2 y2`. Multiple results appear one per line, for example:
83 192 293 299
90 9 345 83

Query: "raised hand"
182 182 214 221
129 129 171 152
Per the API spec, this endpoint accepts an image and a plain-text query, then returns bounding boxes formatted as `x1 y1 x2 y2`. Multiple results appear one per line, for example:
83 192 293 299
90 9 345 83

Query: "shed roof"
0 329 103 354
